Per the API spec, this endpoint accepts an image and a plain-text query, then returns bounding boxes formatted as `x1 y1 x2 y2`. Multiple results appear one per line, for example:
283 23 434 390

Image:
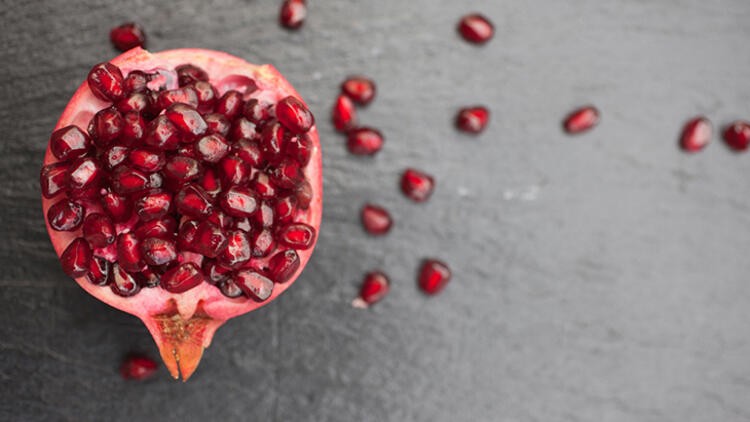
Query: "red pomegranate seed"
49 125 91 161
60 238 92 278
164 155 201 182
331 95 357 132
156 87 199 111
352 271 390 308
128 148 165 172
219 230 252 267
219 279 245 298
418 259 451 295
103 145 129 169
110 264 141 297
88 108 124 147
276 223 316 250
268 249 300 283
196 134 230 163
87 62 125 101
347 127 384 155
123 70 152 94
229 118 261 143
680 116 712 152
161 263 205 293
219 186 258 217
455 106 489 134
400 168 435 202
193 82 218 113
252 201 275 228
234 139 263 167
193 222 229 258
140 237 178 266
47 199 84 231
67 157 104 192
103 192 132 222
244 99 273 124
341 76 376 106
203 260 232 284
120 111 146 144
218 155 251 186
177 220 199 251
260 120 287 163
215 90 244 120
144 115 182 151
117 232 146 273
111 166 150 194
360 204 392 235
175 64 209 86
275 196 297 224
207 209 234 229
233 270 274 301
135 190 172 221
204 113 232 137
120 355 158 380
109 22 146 52
279 0 306 29
40 162 70 198
134 216 177 239
234 217 253 232
457 13 494 44
295 179 312 210
271 159 304 189
83 213 116 248
140 268 161 288
199 167 222 198
563 105 600 134
723 121 750 152
276 96 314 134
166 103 207 138
287 134 313 166
175 184 213 218
117 93 150 114
251 229 276 257
85 257 111 286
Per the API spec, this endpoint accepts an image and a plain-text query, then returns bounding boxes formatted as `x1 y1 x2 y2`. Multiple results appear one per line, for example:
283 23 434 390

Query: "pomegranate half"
41 48 322 380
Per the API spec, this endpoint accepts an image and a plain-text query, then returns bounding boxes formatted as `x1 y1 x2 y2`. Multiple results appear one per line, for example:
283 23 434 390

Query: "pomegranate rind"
41 48 322 380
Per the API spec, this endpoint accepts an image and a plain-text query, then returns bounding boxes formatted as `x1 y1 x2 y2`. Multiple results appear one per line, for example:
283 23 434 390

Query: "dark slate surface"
2 0 750 420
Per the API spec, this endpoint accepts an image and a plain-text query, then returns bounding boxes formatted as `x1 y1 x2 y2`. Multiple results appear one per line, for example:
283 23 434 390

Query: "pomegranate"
563 105 599 134
120 354 158 380
457 14 494 45
351 271 390 308
41 48 322 381
110 23 147 52
679 116 712 152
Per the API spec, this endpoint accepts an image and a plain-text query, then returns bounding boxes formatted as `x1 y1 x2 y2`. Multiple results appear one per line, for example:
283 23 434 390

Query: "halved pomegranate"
41 48 322 381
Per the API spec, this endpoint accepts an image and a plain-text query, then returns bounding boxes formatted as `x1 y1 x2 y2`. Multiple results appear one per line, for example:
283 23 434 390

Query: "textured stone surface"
2 0 750 420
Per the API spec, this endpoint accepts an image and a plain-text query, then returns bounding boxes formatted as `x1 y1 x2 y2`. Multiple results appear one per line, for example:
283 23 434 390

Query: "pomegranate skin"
41 48 323 381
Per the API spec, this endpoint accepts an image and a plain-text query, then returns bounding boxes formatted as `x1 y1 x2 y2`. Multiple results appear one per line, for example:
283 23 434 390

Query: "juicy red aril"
419 259 451 295
144 115 182 150
295 180 312 210
50 125 91 161
235 217 253 232
218 155 251 186
457 13 494 44
251 172 277 199
680 116 712 153
286 134 312 166
104 145 129 169
117 232 146 273
361 204 392 235
271 159 304 189
357 271 390 306
110 22 146 51
48 199 84 231
220 186 258 217
274 196 297 224
196 134 230 163
203 260 232 284
230 118 260 142
164 155 201 182
129 148 165 172
103 192 132 222
156 87 199 111
60 238 91 278
276 223 316 250
175 64 209 86
215 90 244 120
219 230 251 267
347 127 384 155
455 106 489 134
85 257 111 286
40 162 69 198
219 280 244 298
204 113 231 136
276 96 314 134
723 121 750 152
121 112 146 143
117 93 150 114
140 237 177 266
120 355 158 380
233 270 274 301
332 95 357 132
193 81 218 113
177 220 199 250
175 184 213 218
111 166 150 194
251 229 276 257
199 167 222 198
243 99 272 124
87 62 125 102
141 269 161 288
166 103 207 138
67 157 104 191
135 190 172 221
341 76 376 106
260 120 287 162
279 0 306 29
401 168 435 202
88 108 124 147
111 264 141 297
134 216 177 239
234 139 263 167
252 201 274 228
268 249 300 283
193 222 229 258
563 105 599 134
208 210 234 229
123 70 152 94
83 213 116 248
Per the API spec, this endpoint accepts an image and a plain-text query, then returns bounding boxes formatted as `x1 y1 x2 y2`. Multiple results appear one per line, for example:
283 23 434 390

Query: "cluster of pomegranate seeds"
352 271 390 308
563 105 600 134
109 23 147 52
43 60 317 301
455 106 490 134
279 0 307 30
457 13 495 45
331 76 383 155
120 354 158 380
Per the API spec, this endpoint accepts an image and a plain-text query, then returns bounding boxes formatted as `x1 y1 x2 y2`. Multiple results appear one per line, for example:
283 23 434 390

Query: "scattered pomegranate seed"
109 23 146 52
455 106 490 134
679 116 712 153
341 76 376 106
457 13 494 44
360 204 393 235
279 0 307 29
400 168 435 202
332 95 357 132
418 259 451 295
563 105 599 134
120 355 158 380
352 271 390 308
723 121 750 152
347 127 384 155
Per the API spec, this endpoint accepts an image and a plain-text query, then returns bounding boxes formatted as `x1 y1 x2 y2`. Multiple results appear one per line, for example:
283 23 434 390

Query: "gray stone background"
1 0 750 420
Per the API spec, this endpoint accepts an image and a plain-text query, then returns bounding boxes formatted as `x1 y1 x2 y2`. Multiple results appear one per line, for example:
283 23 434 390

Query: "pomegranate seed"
193 81 218 113
219 279 245 298
276 96 315 134
88 107 124 147
271 158 304 189
260 120 288 163
400 168 435 202
87 62 125 101
295 179 313 210
204 113 231 137
203 260 232 284
723 121 750 152
418 259 451 295
175 184 213 218
119 112 146 144
199 167 222 198
166 103 207 138
85 257 111 286
252 172 277 199
111 166 150 194
123 71 152 94
229 118 260 142
286 134 313 166
193 222 229 258
347 127 384 155
161 263 205 293
251 229 276 257
177 220 199 251
341 76 376 106
83 213 116 248
47 199 84 231
135 190 172 221
234 139 263 167
353 271 390 308
233 270 274 301
196 134 230 163
215 90 244 120
457 13 494 44
120 355 158 380
563 105 600 134
134 217 177 239
219 230 252 267
680 116 712 153
276 222 316 250
128 148 165 172
252 201 275 228
164 155 201 182
332 95 357 132
49 125 91 161
268 249 300 283
117 93 150 114
361 204 392 235
207 210 234 230
109 22 146 51
67 157 104 192
156 87 199 111
243 99 273 124
234 217 253 232
275 196 297 224
103 192 132 222
455 106 489 134
144 115 182 150
110 264 141 297
218 155 251 186
220 186 258 217
175 64 209 86
279 0 306 29
40 162 70 198
117 232 146 273
60 238 92 278
103 145 129 169
140 237 178 266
